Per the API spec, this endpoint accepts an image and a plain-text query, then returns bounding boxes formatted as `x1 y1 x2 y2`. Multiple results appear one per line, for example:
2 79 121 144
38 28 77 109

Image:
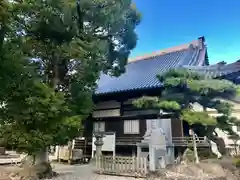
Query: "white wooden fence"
95 156 148 177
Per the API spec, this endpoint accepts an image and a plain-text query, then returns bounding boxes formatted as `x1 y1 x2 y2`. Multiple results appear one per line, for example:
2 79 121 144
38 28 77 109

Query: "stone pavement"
47 163 142 180
0 153 142 180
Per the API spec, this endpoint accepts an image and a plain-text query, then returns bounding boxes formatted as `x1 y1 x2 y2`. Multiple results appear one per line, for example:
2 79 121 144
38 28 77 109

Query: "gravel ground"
47 163 142 180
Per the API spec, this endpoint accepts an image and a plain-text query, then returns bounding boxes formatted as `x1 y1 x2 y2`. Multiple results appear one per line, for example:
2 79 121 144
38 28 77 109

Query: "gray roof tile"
96 44 206 95
184 61 240 78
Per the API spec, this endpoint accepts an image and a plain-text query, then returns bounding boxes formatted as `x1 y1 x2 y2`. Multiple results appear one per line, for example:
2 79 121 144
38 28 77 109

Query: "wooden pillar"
180 120 184 137
132 146 136 157
171 119 184 138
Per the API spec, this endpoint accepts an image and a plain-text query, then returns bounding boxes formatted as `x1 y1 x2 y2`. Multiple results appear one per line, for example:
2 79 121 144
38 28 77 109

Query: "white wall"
192 99 240 148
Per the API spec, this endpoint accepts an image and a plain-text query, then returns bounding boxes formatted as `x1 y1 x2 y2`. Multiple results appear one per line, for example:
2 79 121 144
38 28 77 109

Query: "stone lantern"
93 132 105 156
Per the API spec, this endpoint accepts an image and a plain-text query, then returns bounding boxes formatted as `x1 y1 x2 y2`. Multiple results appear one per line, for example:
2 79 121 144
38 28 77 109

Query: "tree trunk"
21 149 55 179
202 106 227 156
191 129 200 163
68 141 73 164
0 147 5 155
208 135 226 155
51 52 59 90
35 149 49 164
21 150 48 167
30 55 60 177
0 26 6 50
234 141 238 156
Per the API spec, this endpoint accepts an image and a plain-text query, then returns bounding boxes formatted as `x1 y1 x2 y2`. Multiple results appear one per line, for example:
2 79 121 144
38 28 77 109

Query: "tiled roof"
183 61 240 78
95 37 207 95
128 38 204 63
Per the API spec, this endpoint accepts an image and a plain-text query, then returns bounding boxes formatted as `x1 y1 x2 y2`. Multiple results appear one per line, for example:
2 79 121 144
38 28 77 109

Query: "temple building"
81 36 240 157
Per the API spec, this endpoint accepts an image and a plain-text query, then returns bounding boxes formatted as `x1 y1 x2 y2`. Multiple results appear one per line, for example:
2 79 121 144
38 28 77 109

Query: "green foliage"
157 100 181 111
133 68 240 140
78 0 141 76
0 81 81 154
0 0 141 155
187 79 240 96
157 68 204 81
0 0 9 25
181 110 217 126
212 101 233 115
133 96 159 109
151 68 240 162
158 68 240 97
133 96 181 111
232 156 240 167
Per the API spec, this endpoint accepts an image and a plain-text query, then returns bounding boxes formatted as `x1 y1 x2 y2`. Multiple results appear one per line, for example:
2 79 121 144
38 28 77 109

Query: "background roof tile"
184 61 240 78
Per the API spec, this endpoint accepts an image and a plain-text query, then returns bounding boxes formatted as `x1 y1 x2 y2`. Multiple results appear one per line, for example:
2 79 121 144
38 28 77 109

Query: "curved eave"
94 84 163 96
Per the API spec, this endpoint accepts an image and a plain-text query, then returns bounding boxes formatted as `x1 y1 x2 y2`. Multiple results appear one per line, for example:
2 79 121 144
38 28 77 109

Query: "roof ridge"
128 48 189 65
128 37 204 63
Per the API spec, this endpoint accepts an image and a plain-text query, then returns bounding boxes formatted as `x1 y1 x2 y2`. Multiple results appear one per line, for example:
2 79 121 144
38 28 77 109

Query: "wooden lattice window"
124 120 139 134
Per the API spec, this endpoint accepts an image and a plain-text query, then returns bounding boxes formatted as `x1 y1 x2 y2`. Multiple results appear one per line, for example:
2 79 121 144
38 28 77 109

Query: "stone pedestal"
137 118 174 171
166 146 175 164
149 145 156 171
150 134 167 170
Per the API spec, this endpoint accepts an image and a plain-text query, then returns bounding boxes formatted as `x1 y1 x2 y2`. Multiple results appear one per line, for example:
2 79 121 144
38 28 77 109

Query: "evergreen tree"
0 0 141 176
134 69 240 163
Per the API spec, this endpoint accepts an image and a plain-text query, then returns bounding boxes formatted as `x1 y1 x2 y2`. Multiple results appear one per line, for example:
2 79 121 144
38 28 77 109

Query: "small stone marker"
149 128 167 171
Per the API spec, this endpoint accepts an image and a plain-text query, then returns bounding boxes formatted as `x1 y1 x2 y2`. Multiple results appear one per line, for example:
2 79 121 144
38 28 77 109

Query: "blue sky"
131 0 240 64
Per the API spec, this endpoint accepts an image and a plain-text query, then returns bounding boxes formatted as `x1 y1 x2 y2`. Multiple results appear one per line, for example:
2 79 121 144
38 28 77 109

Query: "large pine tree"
134 69 240 163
